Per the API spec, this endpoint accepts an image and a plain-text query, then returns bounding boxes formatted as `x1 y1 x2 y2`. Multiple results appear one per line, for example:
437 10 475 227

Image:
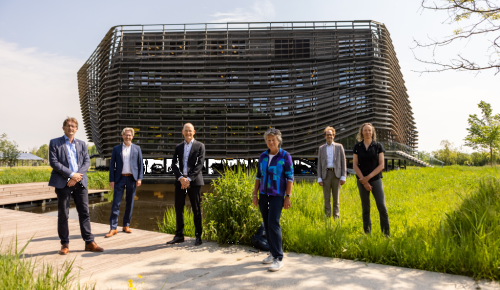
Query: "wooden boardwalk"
1 208 498 290
0 182 110 206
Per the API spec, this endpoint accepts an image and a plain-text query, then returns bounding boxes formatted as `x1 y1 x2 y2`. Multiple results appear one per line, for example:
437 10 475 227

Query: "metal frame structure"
78 21 417 159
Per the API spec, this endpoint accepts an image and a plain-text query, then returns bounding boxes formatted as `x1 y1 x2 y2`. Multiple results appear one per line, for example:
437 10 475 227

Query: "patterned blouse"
256 148 294 196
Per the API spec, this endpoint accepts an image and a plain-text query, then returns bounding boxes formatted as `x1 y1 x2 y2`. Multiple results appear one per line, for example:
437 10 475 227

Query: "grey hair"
263 128 282 147
121 127 135 136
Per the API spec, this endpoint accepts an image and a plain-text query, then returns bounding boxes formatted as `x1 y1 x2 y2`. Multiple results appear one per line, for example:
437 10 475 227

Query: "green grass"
0 168 110 189
158 166 500 280
0 237 94 289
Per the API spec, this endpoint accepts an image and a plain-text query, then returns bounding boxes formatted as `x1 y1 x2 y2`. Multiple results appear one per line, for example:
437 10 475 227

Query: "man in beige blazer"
317 126 346 218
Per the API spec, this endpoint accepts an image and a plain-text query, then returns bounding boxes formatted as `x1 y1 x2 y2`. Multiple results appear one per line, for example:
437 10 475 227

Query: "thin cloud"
0 39 86 150
211 0 276 23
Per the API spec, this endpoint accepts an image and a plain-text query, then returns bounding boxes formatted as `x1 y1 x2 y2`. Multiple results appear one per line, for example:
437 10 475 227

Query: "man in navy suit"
106 128 143 238
166 123 205 246
49 117 104 255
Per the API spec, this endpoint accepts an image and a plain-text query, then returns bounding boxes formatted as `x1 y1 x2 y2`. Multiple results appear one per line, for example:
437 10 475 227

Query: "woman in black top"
353 123 390 236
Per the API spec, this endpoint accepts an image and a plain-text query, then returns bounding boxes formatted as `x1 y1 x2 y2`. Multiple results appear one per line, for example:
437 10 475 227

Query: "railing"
379 142 444 167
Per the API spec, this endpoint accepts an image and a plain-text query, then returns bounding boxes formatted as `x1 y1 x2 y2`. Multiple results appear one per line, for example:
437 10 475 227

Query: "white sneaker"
262 254 274 264
269 259 283 271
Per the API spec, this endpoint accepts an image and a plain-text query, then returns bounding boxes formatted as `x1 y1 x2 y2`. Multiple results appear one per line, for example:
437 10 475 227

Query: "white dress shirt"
318 142 346 183
122 143 132 174
326 142 335 168
179 139 194 181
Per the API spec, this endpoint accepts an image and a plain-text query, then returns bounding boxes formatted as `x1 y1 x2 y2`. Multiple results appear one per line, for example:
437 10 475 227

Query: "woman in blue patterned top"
252 128 294 272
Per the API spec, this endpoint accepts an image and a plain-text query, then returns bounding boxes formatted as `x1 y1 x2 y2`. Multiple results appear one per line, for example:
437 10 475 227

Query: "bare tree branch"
413 0 500 74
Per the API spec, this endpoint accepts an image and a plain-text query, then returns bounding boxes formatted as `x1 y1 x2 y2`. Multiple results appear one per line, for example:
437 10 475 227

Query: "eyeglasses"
65 125 77 129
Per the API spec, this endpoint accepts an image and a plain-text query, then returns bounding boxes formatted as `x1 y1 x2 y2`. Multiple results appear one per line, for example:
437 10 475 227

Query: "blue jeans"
259 194 284 260
110 175 136 229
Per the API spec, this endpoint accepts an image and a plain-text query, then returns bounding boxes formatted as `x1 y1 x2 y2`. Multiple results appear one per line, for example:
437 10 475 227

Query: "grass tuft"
0 237 94 289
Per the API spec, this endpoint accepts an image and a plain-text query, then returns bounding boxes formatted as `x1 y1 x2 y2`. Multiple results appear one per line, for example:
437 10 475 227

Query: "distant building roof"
0 153 44 160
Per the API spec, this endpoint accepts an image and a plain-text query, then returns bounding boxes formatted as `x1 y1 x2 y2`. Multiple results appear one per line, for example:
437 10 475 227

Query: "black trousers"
174 185 202 238
55 185 94 245
357 179 390 236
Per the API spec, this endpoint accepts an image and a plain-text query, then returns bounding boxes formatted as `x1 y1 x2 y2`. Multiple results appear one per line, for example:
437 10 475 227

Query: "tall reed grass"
0 237 94 289
158 166 500 279
0 168 110 189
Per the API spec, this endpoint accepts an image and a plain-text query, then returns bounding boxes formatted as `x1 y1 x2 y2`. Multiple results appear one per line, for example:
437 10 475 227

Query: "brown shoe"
58 244 69 255
122 226 132 233
85 242 104 252
105 229 118 238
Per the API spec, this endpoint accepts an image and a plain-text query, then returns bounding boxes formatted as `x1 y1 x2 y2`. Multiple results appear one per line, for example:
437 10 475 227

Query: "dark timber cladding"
78 21 417 159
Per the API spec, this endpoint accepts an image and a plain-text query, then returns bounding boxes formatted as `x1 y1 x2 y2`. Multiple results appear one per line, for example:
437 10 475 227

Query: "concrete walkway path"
1 208 498 290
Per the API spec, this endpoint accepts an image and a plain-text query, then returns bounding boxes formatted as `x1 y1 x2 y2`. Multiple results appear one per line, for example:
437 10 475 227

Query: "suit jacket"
317 142 346 180
172 140 205 186
49 136 90 189
109 143 144 183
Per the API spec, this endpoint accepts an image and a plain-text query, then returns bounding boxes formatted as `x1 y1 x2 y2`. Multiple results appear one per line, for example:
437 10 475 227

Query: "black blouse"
353 141 385 182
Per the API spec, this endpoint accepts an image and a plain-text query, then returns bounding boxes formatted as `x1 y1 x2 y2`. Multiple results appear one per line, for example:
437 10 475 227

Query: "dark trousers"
357 179 390 236
174 185 202 238
55 185 94 245
259 194 284 260
110 176 136 229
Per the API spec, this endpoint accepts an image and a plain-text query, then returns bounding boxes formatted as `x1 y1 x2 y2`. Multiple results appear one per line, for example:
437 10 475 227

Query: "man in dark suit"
49 117 104 255
106 128 143 237
167 123 205 246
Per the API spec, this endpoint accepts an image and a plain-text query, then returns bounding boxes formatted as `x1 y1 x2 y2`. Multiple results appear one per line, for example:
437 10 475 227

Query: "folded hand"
180 177 190 189
67 179 77 187
71 173 83 182
359 176 370 185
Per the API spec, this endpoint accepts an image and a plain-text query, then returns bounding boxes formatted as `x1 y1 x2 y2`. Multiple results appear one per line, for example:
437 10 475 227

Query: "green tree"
87 144 98 155
35 144 49 160
0 133 20 168
464 101 500 166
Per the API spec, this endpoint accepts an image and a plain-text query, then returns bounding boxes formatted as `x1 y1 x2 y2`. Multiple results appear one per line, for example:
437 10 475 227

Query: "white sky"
0 0 498 153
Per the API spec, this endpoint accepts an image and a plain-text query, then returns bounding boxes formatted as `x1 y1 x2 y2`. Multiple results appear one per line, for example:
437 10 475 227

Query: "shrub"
202 167 261 244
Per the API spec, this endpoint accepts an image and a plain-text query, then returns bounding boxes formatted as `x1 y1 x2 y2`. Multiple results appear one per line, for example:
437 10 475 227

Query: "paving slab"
0 208 498 290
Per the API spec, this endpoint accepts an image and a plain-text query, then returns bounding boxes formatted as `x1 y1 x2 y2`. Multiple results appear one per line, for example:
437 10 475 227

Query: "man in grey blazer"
317 126 346 218
49 117 103 255
106 127 143 238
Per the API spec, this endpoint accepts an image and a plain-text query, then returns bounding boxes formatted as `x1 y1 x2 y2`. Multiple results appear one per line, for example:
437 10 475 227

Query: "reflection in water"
19 184 211 232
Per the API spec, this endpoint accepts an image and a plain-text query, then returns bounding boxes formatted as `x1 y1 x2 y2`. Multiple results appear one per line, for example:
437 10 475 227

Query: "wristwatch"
285 194 291 198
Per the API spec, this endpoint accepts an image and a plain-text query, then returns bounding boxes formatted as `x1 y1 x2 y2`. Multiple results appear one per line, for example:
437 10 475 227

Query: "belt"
121 174 133 176
327 168 335 171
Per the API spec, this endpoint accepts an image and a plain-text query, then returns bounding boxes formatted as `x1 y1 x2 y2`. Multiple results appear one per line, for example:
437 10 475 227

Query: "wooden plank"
0 182 50 189
0 188 54 197
0 182 110 205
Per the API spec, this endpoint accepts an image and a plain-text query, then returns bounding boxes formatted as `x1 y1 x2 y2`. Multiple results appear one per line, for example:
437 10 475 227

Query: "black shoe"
195 237 202 246
166 236 185 245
